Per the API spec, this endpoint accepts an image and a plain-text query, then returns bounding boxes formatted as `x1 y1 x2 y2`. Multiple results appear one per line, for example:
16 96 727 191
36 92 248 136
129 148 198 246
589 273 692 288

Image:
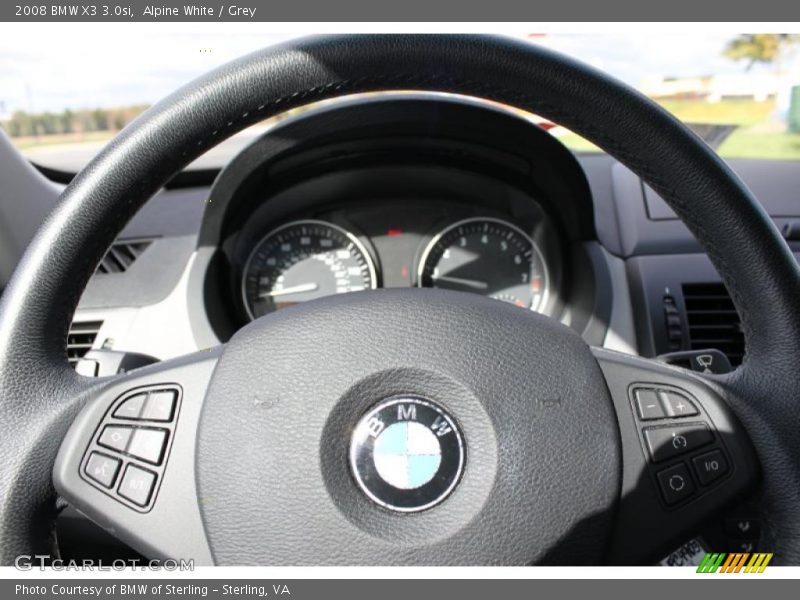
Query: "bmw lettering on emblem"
349 397 465 512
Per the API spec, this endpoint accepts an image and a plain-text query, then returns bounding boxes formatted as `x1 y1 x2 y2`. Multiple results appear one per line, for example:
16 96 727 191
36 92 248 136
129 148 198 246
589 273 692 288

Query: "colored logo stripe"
697 553 726 573
745 553 773 573
697 552 773 573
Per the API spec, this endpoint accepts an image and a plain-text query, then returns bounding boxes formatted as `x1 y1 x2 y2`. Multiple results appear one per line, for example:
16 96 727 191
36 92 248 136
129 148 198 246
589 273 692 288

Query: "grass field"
11 130 115 151
658 98 776 127
6 98 800 162
559 97 800 161
717 130 800 160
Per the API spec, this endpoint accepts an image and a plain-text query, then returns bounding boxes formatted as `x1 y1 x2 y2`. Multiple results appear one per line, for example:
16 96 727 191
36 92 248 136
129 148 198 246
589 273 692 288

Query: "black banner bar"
1 0 798 22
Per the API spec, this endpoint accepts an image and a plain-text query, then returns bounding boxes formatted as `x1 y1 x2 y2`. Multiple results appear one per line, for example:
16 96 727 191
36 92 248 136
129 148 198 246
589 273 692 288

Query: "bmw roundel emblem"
349 397 465 512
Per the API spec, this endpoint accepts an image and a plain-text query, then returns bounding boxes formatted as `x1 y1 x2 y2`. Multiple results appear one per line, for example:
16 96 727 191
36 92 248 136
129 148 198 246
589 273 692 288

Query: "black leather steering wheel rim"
1 34 799 564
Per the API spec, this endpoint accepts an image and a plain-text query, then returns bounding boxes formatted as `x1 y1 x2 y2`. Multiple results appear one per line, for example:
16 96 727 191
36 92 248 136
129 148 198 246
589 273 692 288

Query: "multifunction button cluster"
81 385 181 511
631 385 731 508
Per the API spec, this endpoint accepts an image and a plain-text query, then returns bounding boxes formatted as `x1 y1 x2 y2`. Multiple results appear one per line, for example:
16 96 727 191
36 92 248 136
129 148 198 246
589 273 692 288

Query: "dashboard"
8 91 789 373
195 95 599 343
3 91 795 561
237 196 559 322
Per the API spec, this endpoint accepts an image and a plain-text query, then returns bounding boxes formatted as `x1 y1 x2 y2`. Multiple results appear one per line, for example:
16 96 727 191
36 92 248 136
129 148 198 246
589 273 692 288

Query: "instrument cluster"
197 96 595 340
240 210 556 321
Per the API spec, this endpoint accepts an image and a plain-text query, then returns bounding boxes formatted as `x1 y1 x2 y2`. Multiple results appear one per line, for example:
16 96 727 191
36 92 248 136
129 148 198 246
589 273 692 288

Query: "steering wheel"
1 35 799 566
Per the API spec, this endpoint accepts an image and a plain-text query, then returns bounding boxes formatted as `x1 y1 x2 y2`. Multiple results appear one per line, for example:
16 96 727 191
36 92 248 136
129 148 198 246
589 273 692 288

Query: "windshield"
1 27 799 171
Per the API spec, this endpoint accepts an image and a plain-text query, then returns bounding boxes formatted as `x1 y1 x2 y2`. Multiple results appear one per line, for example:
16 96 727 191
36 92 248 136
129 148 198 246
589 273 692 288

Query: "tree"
59 109 74 134
724 34 800 71
2 105 148 137
9 111 35 137
38 112 58 135
111 109 126 131
90 108 109 131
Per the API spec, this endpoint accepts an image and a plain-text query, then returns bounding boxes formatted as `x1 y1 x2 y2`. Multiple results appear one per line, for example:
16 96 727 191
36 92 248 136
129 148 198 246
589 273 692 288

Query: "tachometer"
242 220 378 319
417 217 549 312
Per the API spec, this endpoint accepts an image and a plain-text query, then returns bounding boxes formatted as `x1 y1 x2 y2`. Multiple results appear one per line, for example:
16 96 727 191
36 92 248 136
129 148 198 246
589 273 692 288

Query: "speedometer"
242 220 378 319
417 217 549 312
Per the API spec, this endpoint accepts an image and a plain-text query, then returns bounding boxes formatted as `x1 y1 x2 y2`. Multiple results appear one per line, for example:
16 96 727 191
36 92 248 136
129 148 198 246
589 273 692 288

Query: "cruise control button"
644 423 713 462
98 425 133 452
113 393 146 420
126 428 168 464
141 390 176 422
85 452 121 488
659 390 699 418
118 465 156 506
635 389 665 420
657 463 695 505
693 449 729 485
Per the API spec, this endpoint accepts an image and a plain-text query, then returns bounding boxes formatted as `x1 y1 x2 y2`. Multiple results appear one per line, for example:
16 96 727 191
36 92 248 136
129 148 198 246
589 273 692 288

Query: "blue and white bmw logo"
349 397 465 512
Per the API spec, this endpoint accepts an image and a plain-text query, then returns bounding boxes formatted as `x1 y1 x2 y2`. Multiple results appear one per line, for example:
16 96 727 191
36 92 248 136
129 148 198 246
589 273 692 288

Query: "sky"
0 24 794 115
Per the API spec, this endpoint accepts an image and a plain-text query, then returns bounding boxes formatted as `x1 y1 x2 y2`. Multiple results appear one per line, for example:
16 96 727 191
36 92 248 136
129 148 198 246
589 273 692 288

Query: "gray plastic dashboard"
1 120 798 366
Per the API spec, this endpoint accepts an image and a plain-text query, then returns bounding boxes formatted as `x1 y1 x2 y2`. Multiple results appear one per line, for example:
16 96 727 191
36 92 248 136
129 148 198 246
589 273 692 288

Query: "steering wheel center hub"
195 288 621 565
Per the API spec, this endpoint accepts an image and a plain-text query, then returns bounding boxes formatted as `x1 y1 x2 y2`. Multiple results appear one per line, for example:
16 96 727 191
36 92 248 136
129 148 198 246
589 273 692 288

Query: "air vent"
681 283 744 366
67 320 103 366
95 239 152 274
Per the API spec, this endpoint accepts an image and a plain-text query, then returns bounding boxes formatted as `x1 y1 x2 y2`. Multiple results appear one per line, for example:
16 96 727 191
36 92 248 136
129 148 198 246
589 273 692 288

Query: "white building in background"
641 72 785 102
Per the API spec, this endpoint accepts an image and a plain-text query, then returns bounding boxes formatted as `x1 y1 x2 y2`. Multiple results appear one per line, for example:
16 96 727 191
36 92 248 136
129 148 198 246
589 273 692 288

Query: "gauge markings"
418 217 549 313
242 220 377 319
